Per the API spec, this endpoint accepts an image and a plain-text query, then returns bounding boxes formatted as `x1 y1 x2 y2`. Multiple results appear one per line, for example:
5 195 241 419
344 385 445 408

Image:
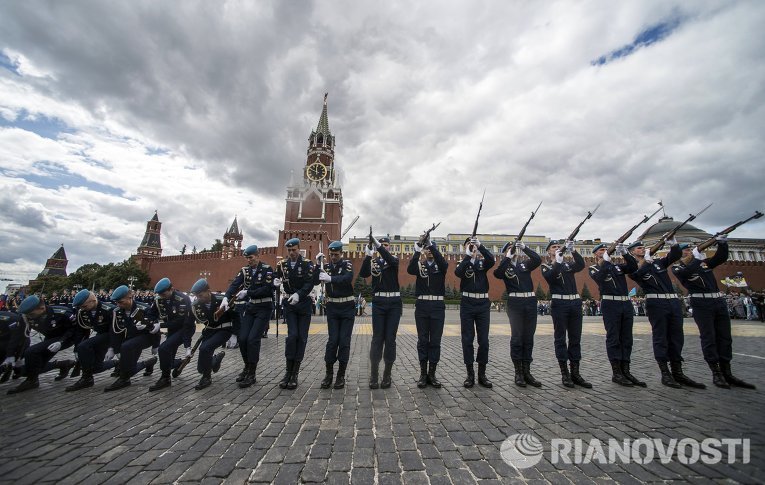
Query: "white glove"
47 341 62 353
615 243 626 256
151 347 158 355
565 240 575 252
189 295 197 305
226 335 238 349
371 236 381 249
644 249 654 263
319 272 332 283
236 289 248 299
184 347 192 358
715 234 728 243
505 247 513 258
316 252 325 262
273 278 282 287
150 323 161 334
602 250 611 262
364 246 375 258
414 242 424 253
555 250 564 264
220 297 229 310
667 237 678 246
692 247 704 260
135 322 146 331
515 241 526 251
288 293 300 305
104 348 115 361
471 237 481 248
2 356 14 366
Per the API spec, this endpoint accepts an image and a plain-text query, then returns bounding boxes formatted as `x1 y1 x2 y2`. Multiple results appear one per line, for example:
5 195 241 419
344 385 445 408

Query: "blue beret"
679 243 690 250
18 295 42 314
72 289 91 308
285 237 300 247
379 236 390 244
191 278 209 294
243 244 259 256
501 242 512 254
546 239 563 251
627 241 644 251
111 285 130 301
154 277 172 293
592 243 607 253
328 240 343 251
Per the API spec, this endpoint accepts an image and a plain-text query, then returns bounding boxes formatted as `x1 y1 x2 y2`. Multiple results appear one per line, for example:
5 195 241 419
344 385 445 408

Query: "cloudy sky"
1 1 764 291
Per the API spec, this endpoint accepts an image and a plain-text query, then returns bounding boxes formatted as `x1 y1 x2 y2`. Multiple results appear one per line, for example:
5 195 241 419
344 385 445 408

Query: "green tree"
580 283 593 301
535 282 548 300
352 276 372 299
67 259 149 291
29 275 69 294
201 239 223 253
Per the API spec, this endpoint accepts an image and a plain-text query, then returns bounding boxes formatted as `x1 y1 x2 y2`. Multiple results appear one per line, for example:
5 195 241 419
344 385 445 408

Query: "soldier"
221 245 277 388
627 240 705 388
455 237 495 388
407 236 448 388
360 236 402 389
493 240 543 387
6 295 82 394
541 240 591 389
317 241 355 389
275 238 318 390
147 278 195 391
672 236 755 389
104 285 159 392
0 311 22 383
65 289 119 391
190 279 236 390
588 242 643 387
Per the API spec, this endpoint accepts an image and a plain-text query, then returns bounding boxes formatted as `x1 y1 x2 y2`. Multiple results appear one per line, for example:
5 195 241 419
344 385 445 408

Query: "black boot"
427 362 441 388
513 360 526 387
236 365 248 383
238 363 256 388
417 361 428 388
708 361 730 389
369 360 379 389
719 361 756 389
143 356 158 376
286 361 300 389
70 362 81 378
7 377 39 394
66 370 94 392
610 360 633 386
463 364 475 388
111 361 121 377
149 371 172 391
570 361 593 389
477 363 493 388
381 362 393 389
321 363 334 389
659 361 681 388
0 364 12 383
54 359 76 381
334 362 347 389
279 360 293 389
104 370 131 392
212 351 225 373
522 361 542 387
670 361 706 389
559 360 574 388
621 361 646 387
195 371 212 390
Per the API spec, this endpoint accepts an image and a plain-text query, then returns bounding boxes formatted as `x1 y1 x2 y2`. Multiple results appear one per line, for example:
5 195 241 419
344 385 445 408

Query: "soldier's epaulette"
262 263 272 269
130 308 142 318
541 263 551 271
589 264 599 271
173 293 185 302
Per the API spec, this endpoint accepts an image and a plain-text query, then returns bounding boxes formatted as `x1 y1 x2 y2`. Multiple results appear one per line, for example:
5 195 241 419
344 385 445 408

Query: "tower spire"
316 92 331 137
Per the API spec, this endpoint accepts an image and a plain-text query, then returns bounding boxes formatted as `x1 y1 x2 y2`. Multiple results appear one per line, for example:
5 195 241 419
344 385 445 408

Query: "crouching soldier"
148 278 195 391
66 290 119 391
191 278 237 390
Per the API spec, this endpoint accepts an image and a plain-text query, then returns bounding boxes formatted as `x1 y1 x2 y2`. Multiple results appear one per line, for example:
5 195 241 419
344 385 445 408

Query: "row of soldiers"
0 232 756 394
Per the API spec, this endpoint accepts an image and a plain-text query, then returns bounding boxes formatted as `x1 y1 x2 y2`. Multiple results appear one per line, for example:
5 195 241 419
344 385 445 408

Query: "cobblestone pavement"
1 311 763 484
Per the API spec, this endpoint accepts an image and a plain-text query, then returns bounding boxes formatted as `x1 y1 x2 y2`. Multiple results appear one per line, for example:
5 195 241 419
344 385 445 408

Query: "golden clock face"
307 162 328 181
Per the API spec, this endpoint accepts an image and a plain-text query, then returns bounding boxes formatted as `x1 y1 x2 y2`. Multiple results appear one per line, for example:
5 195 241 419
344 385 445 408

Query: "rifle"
694 211 763 253
465 190 486 251
560 203 601 254
649 203 712 254
606 202 663 255
418 222 441 247
368 226 374 250
510 201 542 256
171 334 203 377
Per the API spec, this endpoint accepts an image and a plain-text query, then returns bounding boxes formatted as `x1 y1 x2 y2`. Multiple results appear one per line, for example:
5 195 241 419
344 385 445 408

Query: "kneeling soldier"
66 290 118 391
191 279 236 390
148 278 195 391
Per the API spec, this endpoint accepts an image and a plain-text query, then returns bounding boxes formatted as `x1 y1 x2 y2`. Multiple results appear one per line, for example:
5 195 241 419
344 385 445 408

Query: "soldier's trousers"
325 301 356 364
370 297 402 364
601 300 634 361
414 300 445 363
284 296 312 362
240 302 271 364
198 329 231 374
76 333 117 374
460 297 491 365
119 334 155 376
645 298 684 362
551 299 583 362
506 296 538 361
690 297 733 363
159 329 189 372
25 339 73 377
